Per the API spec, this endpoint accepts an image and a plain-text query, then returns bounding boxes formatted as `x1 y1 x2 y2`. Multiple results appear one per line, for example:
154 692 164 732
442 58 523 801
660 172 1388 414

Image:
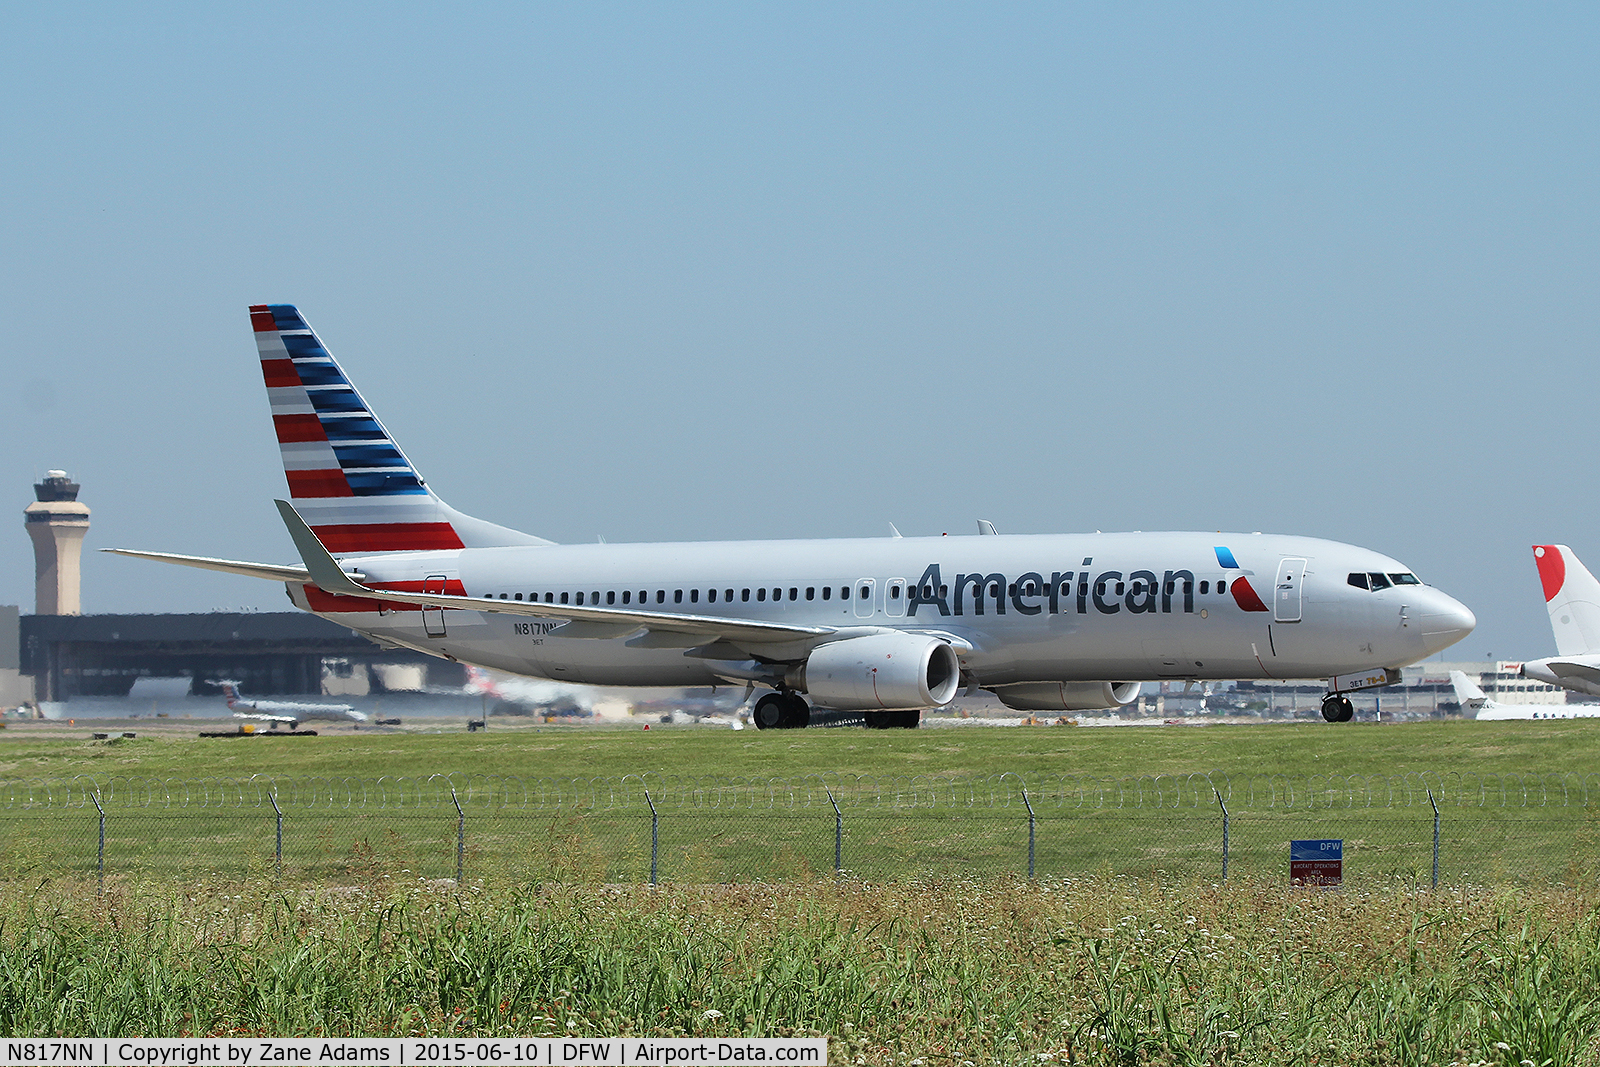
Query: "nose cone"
1418 591 1476 656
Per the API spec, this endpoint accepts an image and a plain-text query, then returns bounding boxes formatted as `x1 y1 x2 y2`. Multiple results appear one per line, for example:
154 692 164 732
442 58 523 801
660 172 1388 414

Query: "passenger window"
890 585 901 599
742 589 751 602
514 593 523 601
560 592 570 605
1199 581 1209 594
576 592 584 605
758 588 766 602
674 590 683 604
690 589 699 603
822 587 831 600
859 586 869 599
1368 572 1392 590
789 587 798 600
499 593 508 599
639 591 647 604
708 589 717 603
656 590 665 603
806 587 815 600
725 589 733 601
622 590 631 604
545 593 554 603
1183 581 1192 593
940 585 948 597
591 591 599 603
1115 582 1125 596
842 587 850 600
1217 580 1227 594
773 588 782 601
1348 573 1368 590
607 591 615 605
1096 582 1106 596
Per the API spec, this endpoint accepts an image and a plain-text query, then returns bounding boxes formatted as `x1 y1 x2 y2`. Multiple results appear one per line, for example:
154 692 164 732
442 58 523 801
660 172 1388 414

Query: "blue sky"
2 3 1596 663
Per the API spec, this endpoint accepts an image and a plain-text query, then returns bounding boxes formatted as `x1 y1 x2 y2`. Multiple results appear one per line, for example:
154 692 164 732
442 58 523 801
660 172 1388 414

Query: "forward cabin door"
422 574 449 637
1275 558 1307 623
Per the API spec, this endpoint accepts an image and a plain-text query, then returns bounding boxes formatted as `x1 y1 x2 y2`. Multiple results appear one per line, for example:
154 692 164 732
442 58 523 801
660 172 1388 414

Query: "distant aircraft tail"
250 305 550 555
1532 545 1600 656
1447 670 1490 713
219 680 243 709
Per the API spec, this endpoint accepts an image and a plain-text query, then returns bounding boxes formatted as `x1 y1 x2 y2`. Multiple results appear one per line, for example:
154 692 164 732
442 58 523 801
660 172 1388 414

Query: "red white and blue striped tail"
250 304 549 555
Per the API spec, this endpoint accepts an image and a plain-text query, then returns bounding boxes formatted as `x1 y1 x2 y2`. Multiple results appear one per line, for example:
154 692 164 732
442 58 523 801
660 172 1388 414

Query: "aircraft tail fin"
1448 670 1490 712
251 305 550 555
1533 545 1600 656
219 680 243 709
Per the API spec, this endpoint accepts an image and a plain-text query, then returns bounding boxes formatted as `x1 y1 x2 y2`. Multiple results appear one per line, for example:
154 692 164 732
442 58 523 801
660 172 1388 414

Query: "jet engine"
786 633 961 710
991 681 1142 712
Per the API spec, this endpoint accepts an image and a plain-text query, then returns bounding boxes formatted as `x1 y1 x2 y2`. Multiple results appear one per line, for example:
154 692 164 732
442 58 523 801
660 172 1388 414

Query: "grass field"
3 874 1599 1066
6 722 1600 1062
5 719 1600 888
4 716 1600 784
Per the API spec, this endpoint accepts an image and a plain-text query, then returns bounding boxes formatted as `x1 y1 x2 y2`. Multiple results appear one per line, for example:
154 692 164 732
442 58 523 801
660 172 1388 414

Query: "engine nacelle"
991 681 1142 712
788 633 961 710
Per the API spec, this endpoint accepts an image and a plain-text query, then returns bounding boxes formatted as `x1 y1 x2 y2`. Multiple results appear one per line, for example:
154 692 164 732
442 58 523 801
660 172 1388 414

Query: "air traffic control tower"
25 470 89 615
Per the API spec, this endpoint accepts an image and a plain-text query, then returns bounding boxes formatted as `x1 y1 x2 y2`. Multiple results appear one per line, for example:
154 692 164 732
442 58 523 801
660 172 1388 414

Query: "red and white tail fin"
1533 545 1600 656
251 304 549 555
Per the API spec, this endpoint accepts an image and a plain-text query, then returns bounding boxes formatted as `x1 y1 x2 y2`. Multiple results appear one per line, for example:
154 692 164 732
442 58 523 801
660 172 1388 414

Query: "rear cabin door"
422 574 449 637
1275 558 1307 623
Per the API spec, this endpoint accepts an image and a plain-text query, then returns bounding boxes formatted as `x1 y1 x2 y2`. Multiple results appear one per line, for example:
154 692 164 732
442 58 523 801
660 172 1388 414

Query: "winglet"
275 499 372 597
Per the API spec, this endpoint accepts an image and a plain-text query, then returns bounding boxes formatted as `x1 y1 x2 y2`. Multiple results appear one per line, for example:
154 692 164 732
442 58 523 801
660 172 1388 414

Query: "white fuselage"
287 530 1475 690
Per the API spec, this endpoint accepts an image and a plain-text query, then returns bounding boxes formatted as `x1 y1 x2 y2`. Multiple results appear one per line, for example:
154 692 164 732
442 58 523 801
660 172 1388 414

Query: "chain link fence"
4 771 1600 887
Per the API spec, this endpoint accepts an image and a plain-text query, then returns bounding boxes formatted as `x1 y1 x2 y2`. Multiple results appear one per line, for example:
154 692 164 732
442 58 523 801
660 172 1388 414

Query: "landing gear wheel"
1321 694 1355 723
754 692 810 729
753 693 786 730
779 693 811 729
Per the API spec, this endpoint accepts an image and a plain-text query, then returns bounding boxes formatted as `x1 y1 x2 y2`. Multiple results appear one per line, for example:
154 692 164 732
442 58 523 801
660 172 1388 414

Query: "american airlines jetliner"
111 305 1477 729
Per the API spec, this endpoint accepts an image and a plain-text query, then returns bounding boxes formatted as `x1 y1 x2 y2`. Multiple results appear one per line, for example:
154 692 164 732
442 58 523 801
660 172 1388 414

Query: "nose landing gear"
1321 693 1355 722
753 691 811 730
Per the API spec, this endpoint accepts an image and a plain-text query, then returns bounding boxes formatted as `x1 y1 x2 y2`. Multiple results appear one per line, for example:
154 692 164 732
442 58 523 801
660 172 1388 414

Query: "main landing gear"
750 693 922 730
1321 693 1355 723
753 691 811 730
864 710 920 729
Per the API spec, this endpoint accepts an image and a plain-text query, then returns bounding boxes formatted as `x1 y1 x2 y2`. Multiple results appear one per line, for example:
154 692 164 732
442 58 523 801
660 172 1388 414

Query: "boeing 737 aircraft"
110 305 1477 728
1520 545 1600 698
1448 670 1600 720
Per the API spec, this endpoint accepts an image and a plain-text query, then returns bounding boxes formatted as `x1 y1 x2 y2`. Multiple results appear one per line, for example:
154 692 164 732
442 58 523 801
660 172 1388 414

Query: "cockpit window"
1388 572 1421 586
1347 572 1369 590
1367 572 1392 590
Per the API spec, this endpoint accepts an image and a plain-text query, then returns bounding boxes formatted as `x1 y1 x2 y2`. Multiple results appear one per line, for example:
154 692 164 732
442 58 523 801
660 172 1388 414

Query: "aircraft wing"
103 549 316 584
273 499 839 645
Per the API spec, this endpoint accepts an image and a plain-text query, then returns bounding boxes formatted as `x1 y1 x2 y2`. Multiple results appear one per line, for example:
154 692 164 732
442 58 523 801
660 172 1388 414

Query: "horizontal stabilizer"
102 548 315 584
